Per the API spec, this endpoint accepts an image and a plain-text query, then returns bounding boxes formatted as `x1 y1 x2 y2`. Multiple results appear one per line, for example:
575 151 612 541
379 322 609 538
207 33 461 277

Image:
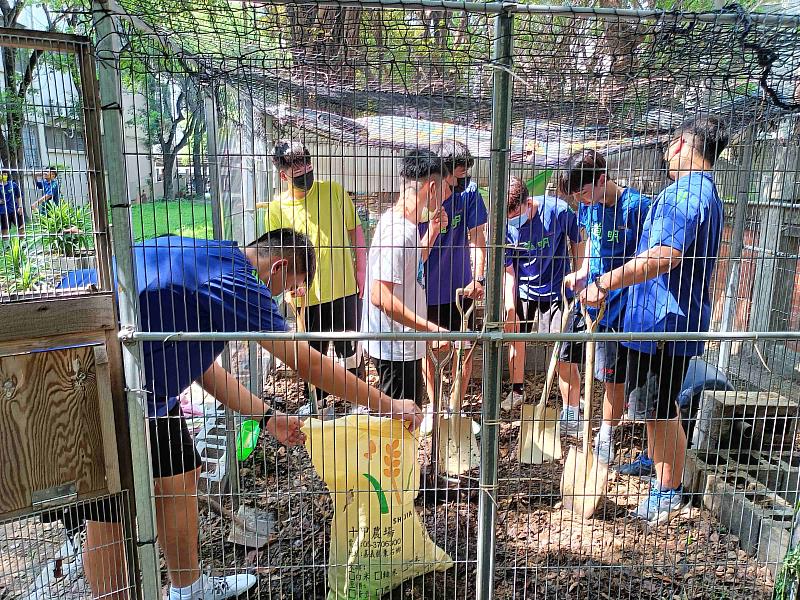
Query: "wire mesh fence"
4 1 800 598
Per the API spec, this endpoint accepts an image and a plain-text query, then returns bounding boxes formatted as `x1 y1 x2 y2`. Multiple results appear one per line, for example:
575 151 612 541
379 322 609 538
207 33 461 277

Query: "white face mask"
508 211 529 229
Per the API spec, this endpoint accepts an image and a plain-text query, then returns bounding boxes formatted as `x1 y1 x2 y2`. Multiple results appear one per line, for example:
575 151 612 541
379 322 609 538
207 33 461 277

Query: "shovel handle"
539 285 576 406
579 301 606 456
287 294 319 417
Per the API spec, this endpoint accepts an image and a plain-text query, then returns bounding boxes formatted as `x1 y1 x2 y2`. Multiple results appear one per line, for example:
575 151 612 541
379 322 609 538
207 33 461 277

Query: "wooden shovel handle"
286 294 319 416
539 285 575 406
580 301 606 455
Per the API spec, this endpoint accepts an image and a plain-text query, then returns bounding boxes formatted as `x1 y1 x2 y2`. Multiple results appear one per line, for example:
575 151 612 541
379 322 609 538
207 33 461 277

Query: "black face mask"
454 175 471 194
292 171 314 191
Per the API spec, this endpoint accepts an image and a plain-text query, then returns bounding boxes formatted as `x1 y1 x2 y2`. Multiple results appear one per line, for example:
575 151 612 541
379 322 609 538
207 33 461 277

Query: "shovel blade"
518 403 562 464
227 506 275 549
438 415 480 476
560 448 608 519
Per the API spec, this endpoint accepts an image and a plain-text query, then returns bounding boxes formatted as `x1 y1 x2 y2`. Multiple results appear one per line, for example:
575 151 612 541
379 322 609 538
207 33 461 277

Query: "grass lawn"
131 200 213 241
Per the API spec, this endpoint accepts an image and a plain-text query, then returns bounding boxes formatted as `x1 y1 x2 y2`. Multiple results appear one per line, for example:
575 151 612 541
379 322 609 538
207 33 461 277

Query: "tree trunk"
192 120 205 201
162 151 177 201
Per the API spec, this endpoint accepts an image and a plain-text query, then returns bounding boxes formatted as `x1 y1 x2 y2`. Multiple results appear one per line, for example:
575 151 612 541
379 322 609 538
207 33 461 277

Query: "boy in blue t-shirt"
63 230 423 600
558 150 650 466
32 166 60 213
420 141 487 432
502 177 584 432
0 169 24 235
581 115 727 524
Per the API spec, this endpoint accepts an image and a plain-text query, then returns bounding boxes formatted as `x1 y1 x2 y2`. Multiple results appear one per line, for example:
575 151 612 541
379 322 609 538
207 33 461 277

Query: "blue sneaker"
631 485 684 525
617 452 655 477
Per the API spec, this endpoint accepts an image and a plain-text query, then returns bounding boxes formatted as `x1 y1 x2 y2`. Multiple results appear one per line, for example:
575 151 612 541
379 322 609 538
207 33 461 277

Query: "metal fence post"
476 5 514 600
93 3 162 597
718 125 755 372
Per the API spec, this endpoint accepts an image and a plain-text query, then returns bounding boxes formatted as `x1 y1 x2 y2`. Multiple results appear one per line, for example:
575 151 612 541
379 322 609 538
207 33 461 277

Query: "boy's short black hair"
247 228 316 283
399 149 450 181
45 165 57 174
558 149 607 196
673 114 729 166
434 140 475 171
507 176 529 214
272 140 311 170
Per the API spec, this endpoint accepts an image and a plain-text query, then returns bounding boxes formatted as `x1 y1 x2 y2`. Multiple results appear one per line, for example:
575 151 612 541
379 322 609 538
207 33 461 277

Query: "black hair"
247 228 316 283
673 114 729 166
399 148 450 181
507 176 530 214
433 140 475 171
272 139 311 170
558 149 608 196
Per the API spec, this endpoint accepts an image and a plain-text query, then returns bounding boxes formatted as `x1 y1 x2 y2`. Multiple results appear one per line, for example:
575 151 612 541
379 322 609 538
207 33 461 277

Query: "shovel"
561 301 607 519
517 288 575 464
289 295 335 420
438 289 480 476
427 341 454 487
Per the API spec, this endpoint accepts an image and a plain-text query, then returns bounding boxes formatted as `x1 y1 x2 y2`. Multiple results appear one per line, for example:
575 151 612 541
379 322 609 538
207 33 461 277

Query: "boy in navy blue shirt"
32 166 60 213
559 150 651 466
582 115 727 524
0 169 24 235
502 176 584 432
69 230 422 600
420 141 487 432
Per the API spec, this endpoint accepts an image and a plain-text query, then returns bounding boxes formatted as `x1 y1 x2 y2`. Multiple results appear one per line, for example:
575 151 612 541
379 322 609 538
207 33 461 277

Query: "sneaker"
420 404 435 436
617 452 655 477
593 436 615 465
170 573 258 600
631 485 684 525
559 407 582 436
501 391 524 411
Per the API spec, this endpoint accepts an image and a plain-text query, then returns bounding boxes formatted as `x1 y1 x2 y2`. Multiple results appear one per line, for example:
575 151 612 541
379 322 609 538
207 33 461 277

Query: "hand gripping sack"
303 415 453 599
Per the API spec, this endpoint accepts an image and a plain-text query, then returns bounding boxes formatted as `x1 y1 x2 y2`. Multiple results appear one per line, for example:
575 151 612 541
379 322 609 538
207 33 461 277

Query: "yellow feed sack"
303 415 453 599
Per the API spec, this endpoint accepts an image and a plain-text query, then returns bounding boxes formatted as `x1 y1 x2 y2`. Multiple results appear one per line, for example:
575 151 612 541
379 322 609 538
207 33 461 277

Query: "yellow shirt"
264 181 360 306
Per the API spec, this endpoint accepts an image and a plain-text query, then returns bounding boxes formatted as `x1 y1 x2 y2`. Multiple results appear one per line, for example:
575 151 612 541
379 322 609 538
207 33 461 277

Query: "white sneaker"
593 436 615 465
501 390 524 411
420 404 435 436
170 573 257 600
559 407 583 436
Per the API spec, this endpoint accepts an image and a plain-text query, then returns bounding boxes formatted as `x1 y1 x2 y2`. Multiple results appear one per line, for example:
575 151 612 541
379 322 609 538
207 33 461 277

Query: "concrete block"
758 451 800 503
692 391 800 454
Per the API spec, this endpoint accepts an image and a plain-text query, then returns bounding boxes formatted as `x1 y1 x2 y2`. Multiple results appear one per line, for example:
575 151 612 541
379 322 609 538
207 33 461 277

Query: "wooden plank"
94 345 121 494
0 27 87 53
0 330 107 358
0 296 116 344
0 346 108 516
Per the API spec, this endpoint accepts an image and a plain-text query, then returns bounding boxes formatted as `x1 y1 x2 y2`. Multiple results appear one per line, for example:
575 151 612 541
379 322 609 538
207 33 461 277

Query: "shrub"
30 202 94 257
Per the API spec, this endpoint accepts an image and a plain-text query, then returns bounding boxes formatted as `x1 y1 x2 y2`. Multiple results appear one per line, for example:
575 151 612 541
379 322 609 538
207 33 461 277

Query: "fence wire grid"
3 1 800 600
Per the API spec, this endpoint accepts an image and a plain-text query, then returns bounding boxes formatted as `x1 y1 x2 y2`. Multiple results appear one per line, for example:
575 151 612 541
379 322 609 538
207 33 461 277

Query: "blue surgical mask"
508 211 529 229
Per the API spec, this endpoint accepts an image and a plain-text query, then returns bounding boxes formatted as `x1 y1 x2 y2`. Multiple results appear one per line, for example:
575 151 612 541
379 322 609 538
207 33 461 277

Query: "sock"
170 576 205 600
512 383 524 394
598 422 615 443
563 404 579 419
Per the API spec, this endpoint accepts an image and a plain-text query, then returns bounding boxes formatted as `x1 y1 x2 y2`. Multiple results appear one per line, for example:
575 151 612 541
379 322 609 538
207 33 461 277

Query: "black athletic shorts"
0 208 23 230
371 357 425 408
516 296 584 364
428 299 475 332
48 404 202 524
560 320 628 384
625 347 691 421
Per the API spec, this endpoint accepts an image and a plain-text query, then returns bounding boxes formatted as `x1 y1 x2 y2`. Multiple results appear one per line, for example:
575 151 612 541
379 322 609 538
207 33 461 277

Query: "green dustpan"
526 169 553 197
236 419 262 462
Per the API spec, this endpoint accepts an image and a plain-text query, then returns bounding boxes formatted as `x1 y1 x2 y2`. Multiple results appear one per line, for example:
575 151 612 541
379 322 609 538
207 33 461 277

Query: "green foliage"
131 200 212 241
0 238 44 294
773 502 800 600
29 202 94 257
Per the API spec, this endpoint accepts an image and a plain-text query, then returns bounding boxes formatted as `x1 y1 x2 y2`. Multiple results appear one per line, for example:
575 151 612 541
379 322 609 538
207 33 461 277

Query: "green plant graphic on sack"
304 415 453 600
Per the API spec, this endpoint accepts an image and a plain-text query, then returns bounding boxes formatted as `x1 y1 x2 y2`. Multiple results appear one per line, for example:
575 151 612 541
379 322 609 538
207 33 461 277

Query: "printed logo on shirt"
440 213 462 235
518 237 550 250
417 259 426 289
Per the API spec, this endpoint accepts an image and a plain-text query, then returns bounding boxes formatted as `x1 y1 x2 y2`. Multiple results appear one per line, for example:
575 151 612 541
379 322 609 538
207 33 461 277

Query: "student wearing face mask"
264 140 367 413
501 177 584 431
418 140 488 433
0 169 24 236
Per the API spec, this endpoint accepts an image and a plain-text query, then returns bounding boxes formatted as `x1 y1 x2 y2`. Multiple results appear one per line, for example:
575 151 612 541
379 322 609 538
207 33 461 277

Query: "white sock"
563 404 580 419
599 422 615 443
170 575 205 600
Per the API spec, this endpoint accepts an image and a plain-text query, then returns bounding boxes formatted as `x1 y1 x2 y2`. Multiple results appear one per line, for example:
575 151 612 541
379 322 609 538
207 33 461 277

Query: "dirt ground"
0 365 778 599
